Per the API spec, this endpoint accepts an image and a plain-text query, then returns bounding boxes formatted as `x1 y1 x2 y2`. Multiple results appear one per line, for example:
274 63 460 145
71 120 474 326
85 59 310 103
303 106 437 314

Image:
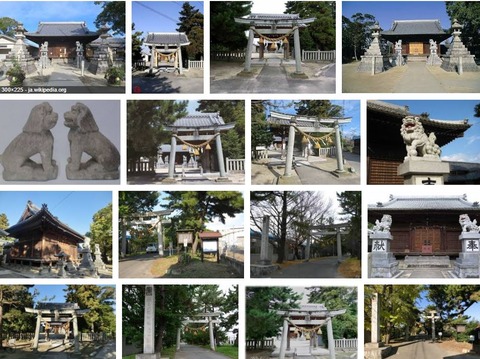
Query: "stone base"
453 252 479 278
66 164 119 180
364 343 392 359
441 55 479 72
136 353 163 359
426 54 443 66
2 161 58 181
162 177 177 183
290 72 309 79
88 59 109 75
371 252 399 278
215 177 232 182
398 158 449 185
357 55 390 74
250 264 279 277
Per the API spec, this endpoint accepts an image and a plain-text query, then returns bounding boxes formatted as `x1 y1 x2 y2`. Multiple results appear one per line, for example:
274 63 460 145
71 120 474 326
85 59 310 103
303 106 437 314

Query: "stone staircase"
407 55 428 62
402 255 452 268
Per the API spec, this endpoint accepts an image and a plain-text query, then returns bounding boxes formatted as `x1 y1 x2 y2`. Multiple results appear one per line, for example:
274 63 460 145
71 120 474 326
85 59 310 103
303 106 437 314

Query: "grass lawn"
203 345 238 358
338 257 361 278
123 346 176 359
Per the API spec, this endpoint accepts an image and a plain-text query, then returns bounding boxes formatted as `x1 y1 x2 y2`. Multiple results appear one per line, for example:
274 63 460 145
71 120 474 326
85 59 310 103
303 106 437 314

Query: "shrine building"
25 21 99 60
6 201 85 266
381 19 449 59
144 32 190 73
368 194 480 257
367 100 472 184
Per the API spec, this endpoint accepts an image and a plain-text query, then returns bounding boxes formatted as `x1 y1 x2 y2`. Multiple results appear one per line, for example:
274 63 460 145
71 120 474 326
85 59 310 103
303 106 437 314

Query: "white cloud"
441 152 480 163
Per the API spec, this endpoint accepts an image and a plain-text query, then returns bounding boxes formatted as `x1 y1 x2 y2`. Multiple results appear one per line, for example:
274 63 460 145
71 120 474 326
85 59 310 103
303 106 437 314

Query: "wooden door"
409 42 424 55
413 227 441 253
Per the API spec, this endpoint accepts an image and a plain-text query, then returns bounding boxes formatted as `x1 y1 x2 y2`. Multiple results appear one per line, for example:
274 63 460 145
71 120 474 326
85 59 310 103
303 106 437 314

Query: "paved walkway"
269 257 342 278
175 344 230 359
343 61 480 93
389 340 476 359
211 61 335 94
252 150 360 185
132 68 204 93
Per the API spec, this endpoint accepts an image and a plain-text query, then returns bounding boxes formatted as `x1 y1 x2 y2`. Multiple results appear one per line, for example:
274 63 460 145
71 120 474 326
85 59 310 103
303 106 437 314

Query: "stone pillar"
176 327 181 350
293 26 303 74
260 216 271 264
326 317 335 359
167 134 177 179
215 132 228 179
259 38 264 60
279 317 289 359
144 285 155 354
371 293 381 344
177 46 183 75
32 312 42 350
283 39 290 60
453 231 480 278
73 313 80 353
209 316 215 351
305 235 311 261
284 120 296 176
149 47 155 74
157 219 163 256
369 229 399 278
336 229 342 260
244 26 255 72
121 218 127 257
334 121 345 172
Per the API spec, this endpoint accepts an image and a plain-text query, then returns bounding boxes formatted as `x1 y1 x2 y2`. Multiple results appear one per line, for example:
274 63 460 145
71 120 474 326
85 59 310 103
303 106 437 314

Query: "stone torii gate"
277 304 346 359
234 13 315 74
308 223 350 261
144 32 190 75
25 302 89 353
267 111 352 177
176 312 222 351
163 113 235 183
121 209 173 257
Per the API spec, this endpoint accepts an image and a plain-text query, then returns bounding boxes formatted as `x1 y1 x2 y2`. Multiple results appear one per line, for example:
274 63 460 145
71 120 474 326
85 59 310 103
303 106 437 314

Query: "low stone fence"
211 51 246 62
317 147 336 157
80 332 108 342
226 158 245 173
335 338 357 349
188 60 204 69
252 148 269 160
302 50 336 62
246 338 275 350
220 254 243 276
128 159 155 173
133 60 146 69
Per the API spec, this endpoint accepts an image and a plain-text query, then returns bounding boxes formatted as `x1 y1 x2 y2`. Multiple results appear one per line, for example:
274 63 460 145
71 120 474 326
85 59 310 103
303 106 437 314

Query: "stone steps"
403 255 452 268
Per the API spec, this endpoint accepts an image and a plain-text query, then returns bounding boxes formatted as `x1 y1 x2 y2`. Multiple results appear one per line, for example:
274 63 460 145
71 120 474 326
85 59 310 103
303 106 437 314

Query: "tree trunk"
277 191 288 264
0 290 3 349
155 286 165 352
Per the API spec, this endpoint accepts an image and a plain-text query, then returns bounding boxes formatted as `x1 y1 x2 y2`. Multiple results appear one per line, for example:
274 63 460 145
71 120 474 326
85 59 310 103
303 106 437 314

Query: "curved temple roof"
369 194 480 211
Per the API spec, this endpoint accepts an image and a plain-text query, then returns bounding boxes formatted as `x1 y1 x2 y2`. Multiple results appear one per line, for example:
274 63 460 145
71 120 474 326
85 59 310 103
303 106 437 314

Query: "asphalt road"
119 253 158 278
390 340 465 359
175 344 230 359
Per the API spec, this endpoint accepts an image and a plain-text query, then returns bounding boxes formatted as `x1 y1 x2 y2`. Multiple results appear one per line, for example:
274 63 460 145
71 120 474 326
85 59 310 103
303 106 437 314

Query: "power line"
51 192 73 211
134 2 178 25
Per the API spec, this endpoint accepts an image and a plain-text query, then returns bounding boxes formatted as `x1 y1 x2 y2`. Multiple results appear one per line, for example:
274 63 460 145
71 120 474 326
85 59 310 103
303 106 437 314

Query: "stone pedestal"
357 23 390 74
397 157 450 185
364 343 392 359
5 23 37 74
136 354 162 359
453 233 480 278
441 20 479 72
88 25 111 75
370 232 399 278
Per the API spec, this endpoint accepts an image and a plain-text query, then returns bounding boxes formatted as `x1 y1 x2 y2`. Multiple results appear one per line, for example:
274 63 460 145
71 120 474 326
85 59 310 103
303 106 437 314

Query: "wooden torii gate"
267 111 352 177
308 223 350 261
176 312 222 351
120 209 173 257
277 304 346 359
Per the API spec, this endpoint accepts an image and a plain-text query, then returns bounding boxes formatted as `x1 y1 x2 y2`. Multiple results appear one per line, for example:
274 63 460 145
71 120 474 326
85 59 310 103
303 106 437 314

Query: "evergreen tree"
127 100 188 162
176 2 204 60
89 203 112 263
132 23 144 63
0 17 18 37
285 1 336 51
446 1 480 56
246 287 301 340
294 100 343 117
0 214 8 229
94 1 125 35
337 191 361 258
342 13 376 62
64 285 116 335
162 191 244 253
210 1 253 51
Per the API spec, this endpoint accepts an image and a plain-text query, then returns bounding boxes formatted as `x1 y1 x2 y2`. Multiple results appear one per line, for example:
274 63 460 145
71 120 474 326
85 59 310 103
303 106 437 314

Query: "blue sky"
263 100 361 138
0 1 103 34
343 1 452 31
28 285 116 311
0 191 112 235
380 100 480 162
132 1 204 36
417 290 480 323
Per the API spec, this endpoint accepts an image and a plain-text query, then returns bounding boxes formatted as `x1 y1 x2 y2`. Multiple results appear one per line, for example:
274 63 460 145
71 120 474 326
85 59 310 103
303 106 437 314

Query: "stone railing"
246 338 275 350
188 60 204 69
127 159 155 173
211 51 246 62
335 338 357 349
80 332 108 342
317 147 336 157
133 60 146 69
252 148 269 160
226 158 245 173
302 49 336 62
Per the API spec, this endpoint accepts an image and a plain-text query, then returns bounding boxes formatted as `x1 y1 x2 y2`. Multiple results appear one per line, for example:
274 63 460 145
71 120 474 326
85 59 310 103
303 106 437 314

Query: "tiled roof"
37 302 80 310
199 231 222 239
367 100 471 130
247 13 301 20
145 32 189 45
26 22 97 37
382 19 446 36
369 195 480 211
173 113 225 128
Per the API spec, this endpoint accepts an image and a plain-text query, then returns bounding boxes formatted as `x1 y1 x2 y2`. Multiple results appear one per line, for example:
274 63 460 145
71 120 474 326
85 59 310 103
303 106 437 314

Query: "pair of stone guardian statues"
0 102 120 181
